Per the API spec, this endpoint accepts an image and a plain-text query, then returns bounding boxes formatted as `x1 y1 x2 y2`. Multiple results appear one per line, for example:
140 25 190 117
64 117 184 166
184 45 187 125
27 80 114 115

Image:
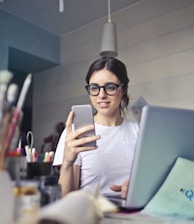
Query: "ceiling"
0 0 141 36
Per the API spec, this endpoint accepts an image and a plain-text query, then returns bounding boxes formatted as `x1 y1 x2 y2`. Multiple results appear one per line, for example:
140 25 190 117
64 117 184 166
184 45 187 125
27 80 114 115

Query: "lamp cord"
59 0 64 13
108 0 111 22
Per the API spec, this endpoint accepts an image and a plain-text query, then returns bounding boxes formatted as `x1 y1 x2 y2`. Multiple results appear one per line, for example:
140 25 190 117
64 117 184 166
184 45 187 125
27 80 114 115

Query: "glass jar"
13 180 40 221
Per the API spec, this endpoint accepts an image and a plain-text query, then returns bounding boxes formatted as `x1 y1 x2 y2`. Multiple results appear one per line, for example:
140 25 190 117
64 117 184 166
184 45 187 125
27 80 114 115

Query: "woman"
53 57 139 198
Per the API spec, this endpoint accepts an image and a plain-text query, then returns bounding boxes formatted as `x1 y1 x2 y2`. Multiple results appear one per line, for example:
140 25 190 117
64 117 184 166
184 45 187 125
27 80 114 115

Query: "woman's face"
88 69 123 116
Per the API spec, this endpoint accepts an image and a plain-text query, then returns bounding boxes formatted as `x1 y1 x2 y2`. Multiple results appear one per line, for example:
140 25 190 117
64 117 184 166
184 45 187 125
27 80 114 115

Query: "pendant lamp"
100 0 118 57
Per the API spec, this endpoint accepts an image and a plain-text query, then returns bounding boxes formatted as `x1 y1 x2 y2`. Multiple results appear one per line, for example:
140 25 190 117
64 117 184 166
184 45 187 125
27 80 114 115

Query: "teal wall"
0 10 61 71
0 44 8 69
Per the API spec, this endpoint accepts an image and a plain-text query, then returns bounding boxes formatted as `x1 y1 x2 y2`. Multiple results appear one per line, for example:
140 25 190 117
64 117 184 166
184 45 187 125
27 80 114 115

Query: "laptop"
107 105 194 211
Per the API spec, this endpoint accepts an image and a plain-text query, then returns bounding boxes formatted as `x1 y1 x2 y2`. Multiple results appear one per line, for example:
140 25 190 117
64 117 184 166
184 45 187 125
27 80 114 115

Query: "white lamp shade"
100 22 118 57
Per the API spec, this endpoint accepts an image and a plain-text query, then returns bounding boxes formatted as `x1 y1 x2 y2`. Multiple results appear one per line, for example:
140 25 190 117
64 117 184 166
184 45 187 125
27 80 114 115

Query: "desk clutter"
0 70 61 224
0 172 62 224
17 190 117 224
5 156 54 180
7 156 193 224
0 71 32 170
4 141 61 222
0 168 117 224
8 159 194 223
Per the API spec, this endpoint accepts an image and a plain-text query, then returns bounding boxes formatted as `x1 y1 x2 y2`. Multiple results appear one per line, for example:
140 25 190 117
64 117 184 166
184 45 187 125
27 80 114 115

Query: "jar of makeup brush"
13 180 40 221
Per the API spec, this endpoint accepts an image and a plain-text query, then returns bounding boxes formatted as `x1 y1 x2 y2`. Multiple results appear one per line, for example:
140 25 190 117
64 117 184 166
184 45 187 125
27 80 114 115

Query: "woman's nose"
98 87 107 99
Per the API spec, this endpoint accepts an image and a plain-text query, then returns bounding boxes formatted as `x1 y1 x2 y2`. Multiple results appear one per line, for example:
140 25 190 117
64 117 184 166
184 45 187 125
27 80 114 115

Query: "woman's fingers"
110 180 129 199
110 184 121 192
67 134 100 152
72 124 95 138
66 111 97 140
65 111 74 133
121 181 129 199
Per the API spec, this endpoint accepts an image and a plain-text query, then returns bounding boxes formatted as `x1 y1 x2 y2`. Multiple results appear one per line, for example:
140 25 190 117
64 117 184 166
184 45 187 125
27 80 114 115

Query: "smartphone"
72 104 96 147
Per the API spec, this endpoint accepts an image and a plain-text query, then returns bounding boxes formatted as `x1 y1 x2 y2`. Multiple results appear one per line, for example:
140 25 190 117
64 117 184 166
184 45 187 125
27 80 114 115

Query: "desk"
15 210 194 224
101 217 193 224
101 219 137 224
100 213 194 224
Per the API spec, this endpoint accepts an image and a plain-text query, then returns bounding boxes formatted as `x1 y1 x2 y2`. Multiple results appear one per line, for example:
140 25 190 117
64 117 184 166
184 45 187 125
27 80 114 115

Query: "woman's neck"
94 113 123 126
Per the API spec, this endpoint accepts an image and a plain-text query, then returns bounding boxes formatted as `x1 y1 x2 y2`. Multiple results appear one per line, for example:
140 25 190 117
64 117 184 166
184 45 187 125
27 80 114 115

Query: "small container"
13 181 40 221
6 156 27 180
39 175 61 206
27 162 53 179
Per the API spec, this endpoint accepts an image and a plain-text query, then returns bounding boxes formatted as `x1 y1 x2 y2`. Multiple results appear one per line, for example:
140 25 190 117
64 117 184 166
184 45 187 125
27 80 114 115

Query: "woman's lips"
98 102 110 108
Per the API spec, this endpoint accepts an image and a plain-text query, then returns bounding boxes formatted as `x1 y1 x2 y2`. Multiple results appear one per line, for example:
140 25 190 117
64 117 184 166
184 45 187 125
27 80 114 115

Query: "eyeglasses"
85 82 124 96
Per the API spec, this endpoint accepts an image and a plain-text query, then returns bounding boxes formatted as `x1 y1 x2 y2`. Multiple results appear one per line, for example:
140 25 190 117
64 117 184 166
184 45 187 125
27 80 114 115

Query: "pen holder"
27 162 53 179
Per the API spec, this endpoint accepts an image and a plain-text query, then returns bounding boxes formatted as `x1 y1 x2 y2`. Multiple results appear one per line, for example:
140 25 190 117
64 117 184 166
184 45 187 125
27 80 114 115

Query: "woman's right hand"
62 111 100 167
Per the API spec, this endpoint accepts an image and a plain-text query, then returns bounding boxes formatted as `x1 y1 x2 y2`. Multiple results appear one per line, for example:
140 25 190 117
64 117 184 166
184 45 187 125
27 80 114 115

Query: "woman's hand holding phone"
63 105 100 167
72 104 97 147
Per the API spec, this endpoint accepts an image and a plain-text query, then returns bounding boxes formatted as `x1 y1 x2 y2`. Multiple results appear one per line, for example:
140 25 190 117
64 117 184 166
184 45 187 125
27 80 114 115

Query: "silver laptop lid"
126 105 194 210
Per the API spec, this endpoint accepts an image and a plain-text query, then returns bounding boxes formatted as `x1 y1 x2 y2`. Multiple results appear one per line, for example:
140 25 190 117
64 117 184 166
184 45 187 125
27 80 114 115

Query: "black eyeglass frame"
85 82 125 96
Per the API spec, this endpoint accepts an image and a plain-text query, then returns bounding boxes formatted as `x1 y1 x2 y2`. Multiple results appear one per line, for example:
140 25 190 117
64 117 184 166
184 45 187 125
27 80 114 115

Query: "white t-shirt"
53 118 139 196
